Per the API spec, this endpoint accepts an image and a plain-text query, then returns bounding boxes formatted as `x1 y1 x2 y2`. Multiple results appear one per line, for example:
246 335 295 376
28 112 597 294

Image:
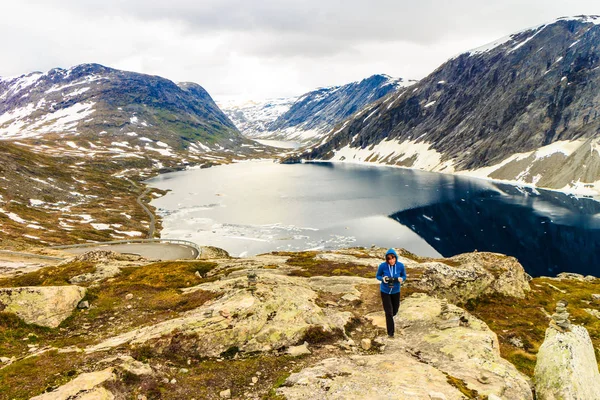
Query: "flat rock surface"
86 273 352 356
279 293 533 400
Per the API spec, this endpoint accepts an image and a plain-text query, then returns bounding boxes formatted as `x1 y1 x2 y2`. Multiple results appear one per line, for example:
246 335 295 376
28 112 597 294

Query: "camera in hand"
384 276 399 287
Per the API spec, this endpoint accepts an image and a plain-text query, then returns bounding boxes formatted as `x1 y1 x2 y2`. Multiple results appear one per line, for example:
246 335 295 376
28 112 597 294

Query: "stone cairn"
552 300 571 331
437 299 460 330
247 270 258 292
440 299 450 318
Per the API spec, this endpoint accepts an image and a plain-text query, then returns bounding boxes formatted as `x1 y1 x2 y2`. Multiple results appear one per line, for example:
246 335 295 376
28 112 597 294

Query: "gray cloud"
3 0 600 99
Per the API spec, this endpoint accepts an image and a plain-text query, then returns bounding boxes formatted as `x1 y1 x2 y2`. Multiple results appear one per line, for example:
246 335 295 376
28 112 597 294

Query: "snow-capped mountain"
0 63 260 162
0 64 275 247
220 74 416 144
293 16 600 195
218 96 298 139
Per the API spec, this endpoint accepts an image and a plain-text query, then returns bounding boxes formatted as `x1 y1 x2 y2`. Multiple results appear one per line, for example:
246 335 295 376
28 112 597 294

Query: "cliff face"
296 16 600 193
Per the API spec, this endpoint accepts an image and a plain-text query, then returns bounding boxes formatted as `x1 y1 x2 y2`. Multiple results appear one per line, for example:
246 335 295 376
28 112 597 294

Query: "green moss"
265 371 292 400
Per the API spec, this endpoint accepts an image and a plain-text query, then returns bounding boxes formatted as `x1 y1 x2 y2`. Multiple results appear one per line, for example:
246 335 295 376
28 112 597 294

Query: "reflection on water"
147 161 600 277
391 185 600 277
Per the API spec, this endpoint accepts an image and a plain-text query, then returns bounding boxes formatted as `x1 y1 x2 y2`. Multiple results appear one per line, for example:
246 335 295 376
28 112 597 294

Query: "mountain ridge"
290 16 600 195
220 73 416 143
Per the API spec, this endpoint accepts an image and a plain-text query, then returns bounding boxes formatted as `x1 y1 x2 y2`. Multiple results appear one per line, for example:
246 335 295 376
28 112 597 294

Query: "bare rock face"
0 286 86 328
280 293 533 400
30 367 115 399
408 252 531 302
534 324 600 399
86 273 352 356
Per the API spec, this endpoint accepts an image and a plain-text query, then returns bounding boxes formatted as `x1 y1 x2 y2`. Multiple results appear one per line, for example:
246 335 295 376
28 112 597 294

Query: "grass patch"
0 351 96 400
0 312 52 357
445 374 482 399
277 251 376 278
0 261 96 288
116 260 218 289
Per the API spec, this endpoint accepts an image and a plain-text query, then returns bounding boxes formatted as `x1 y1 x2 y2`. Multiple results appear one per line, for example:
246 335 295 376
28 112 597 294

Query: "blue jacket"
376 248 407 294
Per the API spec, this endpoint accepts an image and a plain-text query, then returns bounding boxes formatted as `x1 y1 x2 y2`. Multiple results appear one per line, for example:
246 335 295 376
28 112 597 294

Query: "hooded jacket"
376 248 407 294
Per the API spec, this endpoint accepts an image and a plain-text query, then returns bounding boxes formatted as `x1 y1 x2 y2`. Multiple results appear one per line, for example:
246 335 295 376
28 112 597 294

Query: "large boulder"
534 324 600 400
281 293 533 399
86 273 352 356
0 286 86 328
408 252 531 302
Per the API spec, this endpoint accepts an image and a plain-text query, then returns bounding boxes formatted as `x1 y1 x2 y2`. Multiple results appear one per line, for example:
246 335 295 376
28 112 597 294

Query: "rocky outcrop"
30 367 115 400
534 304 600 399
280 293 533 399
0 285 86 328
85 273 353 356
407 252 531 302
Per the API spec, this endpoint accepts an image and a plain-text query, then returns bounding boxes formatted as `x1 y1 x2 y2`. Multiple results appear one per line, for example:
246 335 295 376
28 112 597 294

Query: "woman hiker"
376 248 407 338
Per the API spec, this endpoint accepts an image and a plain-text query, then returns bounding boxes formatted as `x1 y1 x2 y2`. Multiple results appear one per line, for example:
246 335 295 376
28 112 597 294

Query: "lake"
146 161 600 277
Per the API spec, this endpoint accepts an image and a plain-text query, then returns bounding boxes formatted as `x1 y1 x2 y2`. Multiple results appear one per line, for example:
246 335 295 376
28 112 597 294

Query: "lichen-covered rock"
408 252 530 302
285 293 533 400
278 354 466 399
30 367 115 399
534 324 600 400
0 286 86 328
86 274 351 356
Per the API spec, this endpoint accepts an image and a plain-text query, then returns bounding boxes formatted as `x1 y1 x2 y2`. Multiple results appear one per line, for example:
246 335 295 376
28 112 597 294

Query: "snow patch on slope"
329 139 454 172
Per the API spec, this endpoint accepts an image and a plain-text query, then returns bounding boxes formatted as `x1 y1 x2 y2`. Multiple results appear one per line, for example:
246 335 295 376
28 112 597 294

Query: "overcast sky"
1 1 599 101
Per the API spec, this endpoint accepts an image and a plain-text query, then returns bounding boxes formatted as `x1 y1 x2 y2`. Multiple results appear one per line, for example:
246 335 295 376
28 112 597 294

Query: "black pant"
381 291 400 336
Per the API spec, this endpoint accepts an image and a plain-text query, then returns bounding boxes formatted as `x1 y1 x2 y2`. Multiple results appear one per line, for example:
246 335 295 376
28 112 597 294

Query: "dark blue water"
147 161 600 277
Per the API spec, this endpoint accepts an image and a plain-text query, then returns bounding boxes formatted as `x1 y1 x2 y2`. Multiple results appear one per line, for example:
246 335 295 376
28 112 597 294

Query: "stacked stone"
247 271 258 290
439 299 449 319
552 300 571 330
437 299 460 330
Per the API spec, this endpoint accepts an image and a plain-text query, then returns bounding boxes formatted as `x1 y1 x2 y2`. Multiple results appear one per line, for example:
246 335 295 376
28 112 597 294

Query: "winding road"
126 178 156 238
